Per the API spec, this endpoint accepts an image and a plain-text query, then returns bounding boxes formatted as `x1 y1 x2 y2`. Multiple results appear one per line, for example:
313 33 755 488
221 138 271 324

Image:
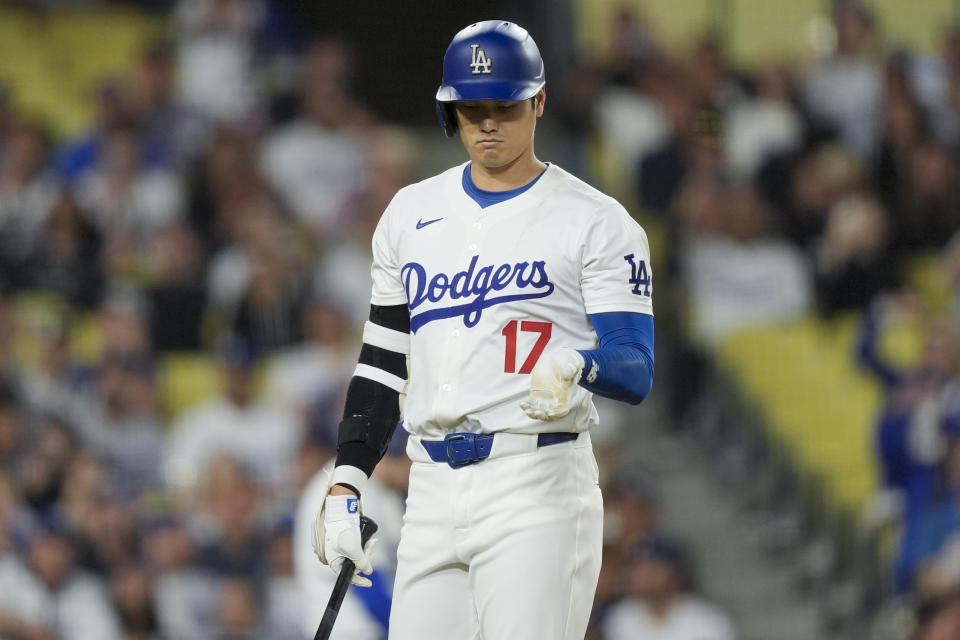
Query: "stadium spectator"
875 53 930 214
607 465 662 556
0 86 14 158
143 222 207 351
128 40 211 170
898 26 960 149
17 418 73 512
588 464 663 639
943 231 960 326
263 517 307 640
905 389 960 600
204 197 308 349
801 0 883 160
0 120 59 278
109 563 160 639
814 191 897 314
759 142 864 250
724 63 804 180
0 517 121 640
212 576 265 639
0 472 21 555
231 238 307 350
635 61 713 215
262 297 352 419
72 492 141 576
259 37 371 238
141 515 217 639
592 8 668 180
71 349 165 497
0 298 16 389
857 295 960 592
873 55 960 256
12 190 104 309
916 590 960 640
18 316 82 422
311 125 417 324
95 286 154 356
188 456 270 580
73 123 186 276
678 181 813 347
684 33 746 115
894 138 960 255
12 418 72 523
173 0 264 126
55 79 132 183
0 386 26 471
185 125 266 254
55 452 107 539
603 534 735 640
164 334 301 496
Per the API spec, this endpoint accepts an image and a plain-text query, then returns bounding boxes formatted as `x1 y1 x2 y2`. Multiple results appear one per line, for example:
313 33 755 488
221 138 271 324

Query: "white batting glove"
312 494 375 587
520 348 585 421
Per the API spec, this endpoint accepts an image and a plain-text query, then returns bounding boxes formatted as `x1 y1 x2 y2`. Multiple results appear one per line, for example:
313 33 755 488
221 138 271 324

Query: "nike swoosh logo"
416 217 444 230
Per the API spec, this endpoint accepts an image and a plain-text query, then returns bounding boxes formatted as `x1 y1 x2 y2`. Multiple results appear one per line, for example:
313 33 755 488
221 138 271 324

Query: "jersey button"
468 244 478 251
473 222 481 229
441 384 452 391
452 330 460 337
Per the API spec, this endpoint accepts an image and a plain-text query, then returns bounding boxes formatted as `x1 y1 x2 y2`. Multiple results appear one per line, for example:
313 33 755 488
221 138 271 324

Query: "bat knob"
359 515 378 546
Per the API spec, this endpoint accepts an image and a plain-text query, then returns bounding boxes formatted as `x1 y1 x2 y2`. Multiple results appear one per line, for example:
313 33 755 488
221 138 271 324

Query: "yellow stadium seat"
904 252 954 316
68 311 103 365
717 314 881 512
0 5 163 139
8 291 70 372
159 352 223 421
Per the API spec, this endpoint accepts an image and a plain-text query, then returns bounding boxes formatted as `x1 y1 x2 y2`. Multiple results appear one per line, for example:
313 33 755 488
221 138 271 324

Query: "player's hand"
520 348 585 421
312 493 375 587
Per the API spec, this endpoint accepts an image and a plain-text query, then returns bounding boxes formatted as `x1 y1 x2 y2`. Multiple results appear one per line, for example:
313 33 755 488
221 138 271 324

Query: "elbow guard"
335 304 410 476
337 414 395 478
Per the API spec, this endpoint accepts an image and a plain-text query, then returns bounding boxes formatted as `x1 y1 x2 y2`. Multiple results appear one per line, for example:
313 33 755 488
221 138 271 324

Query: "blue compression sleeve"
577 312 654 405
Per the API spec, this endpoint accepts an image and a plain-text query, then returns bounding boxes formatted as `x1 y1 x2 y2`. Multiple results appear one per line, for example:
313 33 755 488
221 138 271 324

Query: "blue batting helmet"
435 20 546 137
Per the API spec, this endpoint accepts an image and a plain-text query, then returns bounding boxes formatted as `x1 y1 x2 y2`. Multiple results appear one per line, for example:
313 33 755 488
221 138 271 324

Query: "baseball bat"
313 515 378 640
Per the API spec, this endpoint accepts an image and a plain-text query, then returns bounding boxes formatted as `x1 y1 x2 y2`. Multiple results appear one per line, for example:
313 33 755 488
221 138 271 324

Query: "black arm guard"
334 304 409 476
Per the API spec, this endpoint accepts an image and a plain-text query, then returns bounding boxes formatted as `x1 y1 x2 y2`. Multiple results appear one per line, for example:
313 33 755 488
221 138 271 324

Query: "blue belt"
421 432 579 469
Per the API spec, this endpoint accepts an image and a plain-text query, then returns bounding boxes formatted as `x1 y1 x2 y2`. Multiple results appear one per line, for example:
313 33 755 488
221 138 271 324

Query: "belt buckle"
444 433 477 469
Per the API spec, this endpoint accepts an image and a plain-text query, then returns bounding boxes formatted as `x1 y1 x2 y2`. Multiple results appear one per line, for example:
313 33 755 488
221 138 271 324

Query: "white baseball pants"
388 432 603 640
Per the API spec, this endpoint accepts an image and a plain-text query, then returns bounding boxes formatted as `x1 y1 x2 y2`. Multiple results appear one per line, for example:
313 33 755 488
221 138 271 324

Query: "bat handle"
314 516 379 640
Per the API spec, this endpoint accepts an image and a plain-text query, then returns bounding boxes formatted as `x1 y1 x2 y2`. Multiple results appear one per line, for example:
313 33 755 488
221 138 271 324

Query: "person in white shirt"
0 521 120 640
259 38 370 238
604 534 735 640
164 335 301 497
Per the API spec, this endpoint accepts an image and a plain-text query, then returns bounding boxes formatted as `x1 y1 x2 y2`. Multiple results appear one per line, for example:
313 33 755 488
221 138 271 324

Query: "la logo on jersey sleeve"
623 254 652 297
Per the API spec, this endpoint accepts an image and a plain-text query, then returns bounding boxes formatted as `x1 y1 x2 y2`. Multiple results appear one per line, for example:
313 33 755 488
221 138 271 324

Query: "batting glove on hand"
312 494 375 587
520 348 585 421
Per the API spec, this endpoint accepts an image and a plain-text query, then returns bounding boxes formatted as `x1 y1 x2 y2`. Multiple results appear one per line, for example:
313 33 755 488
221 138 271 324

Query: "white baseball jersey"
370 161 654 440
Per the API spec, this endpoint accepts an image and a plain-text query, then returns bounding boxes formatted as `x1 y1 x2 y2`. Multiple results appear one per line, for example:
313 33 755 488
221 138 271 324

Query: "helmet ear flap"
436 102 458 137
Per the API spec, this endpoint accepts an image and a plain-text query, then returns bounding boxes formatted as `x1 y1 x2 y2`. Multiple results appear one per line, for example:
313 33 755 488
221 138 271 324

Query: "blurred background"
0 0 957 639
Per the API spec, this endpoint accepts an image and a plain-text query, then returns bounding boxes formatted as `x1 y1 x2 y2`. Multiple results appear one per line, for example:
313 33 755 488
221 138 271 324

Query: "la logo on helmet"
469 44 492 74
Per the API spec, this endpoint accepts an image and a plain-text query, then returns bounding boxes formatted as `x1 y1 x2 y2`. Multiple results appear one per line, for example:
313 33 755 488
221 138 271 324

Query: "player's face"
455 89 545 172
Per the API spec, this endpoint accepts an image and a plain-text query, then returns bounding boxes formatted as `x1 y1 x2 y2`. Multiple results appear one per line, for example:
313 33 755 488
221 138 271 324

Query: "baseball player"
313 20 655 640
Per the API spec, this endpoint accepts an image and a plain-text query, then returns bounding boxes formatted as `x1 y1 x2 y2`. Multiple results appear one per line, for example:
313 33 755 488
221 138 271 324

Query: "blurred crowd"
0 0 421 638
583 1 960 638
1 0 960 638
